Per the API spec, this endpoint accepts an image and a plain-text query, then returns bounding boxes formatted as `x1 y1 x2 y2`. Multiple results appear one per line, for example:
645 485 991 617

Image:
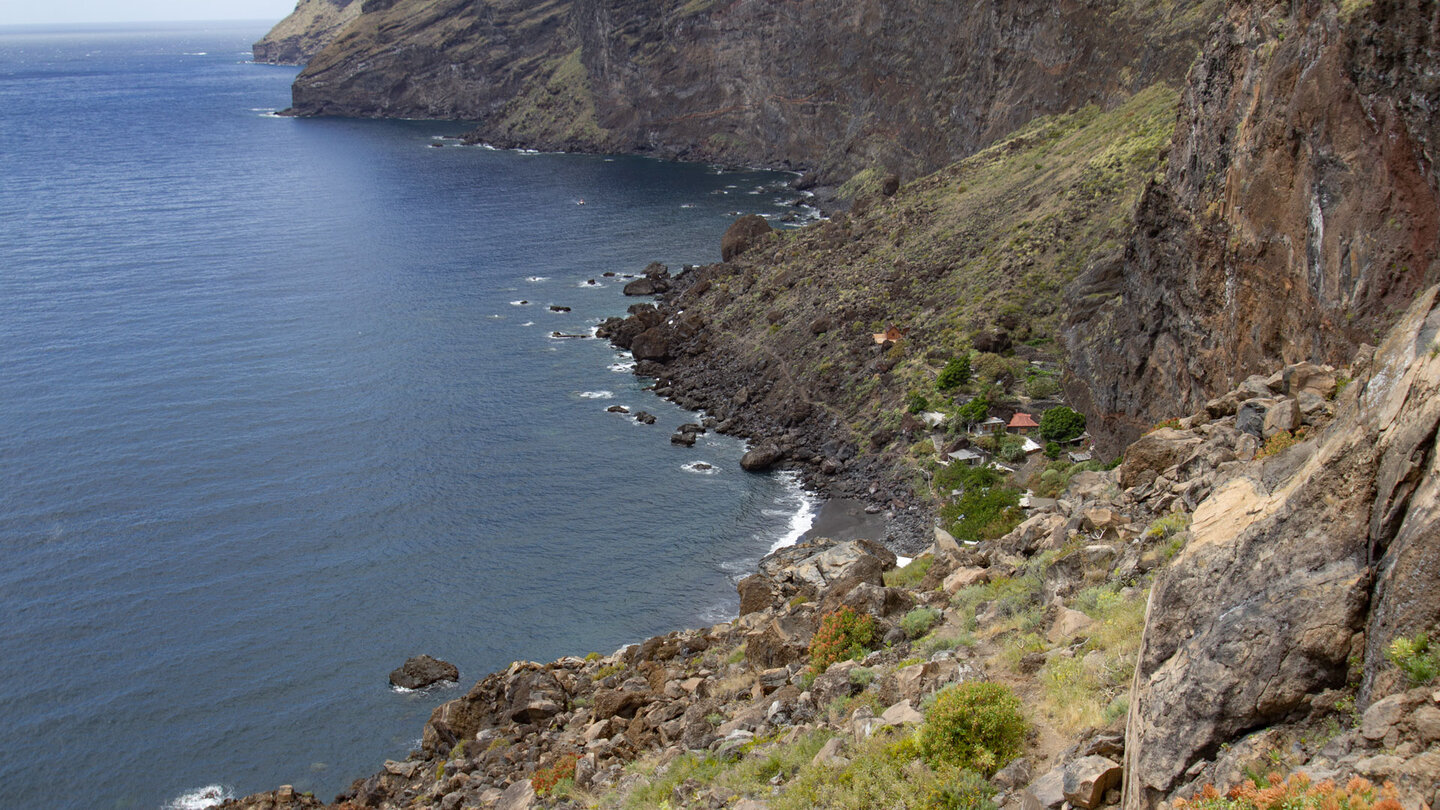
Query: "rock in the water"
389 655 458 689
721 214 774 262
740 442 783 471
634 411 657 425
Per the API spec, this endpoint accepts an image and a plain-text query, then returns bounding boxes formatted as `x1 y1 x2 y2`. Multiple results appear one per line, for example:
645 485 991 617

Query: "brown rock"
721 214 774 262
1063 755 1123 809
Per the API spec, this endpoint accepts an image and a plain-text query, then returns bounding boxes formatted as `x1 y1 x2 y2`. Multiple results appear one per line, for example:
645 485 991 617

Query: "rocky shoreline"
219 226 1440 810
221 282 1440 810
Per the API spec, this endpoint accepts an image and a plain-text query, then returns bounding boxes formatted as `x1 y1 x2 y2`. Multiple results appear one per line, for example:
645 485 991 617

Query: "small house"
920 411 948 429
973 416 1006 436
1068 450 1094 464
872 325 905 345
947 447 985 467
1007 412 1039 434
1021 436 1044 455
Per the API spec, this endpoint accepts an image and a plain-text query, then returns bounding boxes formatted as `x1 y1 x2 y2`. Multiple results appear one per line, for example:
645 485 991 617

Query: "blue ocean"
0 22 816 808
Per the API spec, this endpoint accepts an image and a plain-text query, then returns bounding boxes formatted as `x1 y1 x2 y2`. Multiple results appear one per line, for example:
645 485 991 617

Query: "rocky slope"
252 0 361 65
596 85 1182 546
220 288 1439 810
277 0 1217 183
1063 0 1440 453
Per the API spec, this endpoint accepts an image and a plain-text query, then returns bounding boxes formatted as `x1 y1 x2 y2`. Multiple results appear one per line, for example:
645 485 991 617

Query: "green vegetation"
776 732 997 810
1386 632 1439 685
809 607 879 674
937 355 972 391
939 473 1023 543
885 555 934 587
901 606 944 638
1038 405 1086 443
917 682 1027 776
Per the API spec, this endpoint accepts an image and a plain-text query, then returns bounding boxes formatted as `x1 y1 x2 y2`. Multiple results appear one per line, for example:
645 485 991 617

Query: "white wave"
521 321 535 327
389 680 456 694
578 390 614 399
183 52 208 56
579 279 603 287
767 473 821 553
509 300 532 306
526 276 549 283
680 203 696 209
682 461 718 475
166 784 232 810
608 360 636 373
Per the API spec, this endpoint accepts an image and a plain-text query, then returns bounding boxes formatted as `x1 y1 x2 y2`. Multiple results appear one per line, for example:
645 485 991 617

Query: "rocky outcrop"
252 0 361 65
1065 0 1440 455
1122 287 1440 810
275 0 1218 182
390 654 459 689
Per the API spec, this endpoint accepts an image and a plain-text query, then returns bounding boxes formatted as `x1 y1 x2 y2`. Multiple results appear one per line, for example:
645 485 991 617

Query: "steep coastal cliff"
283 0 1217 183
1064 0 1440 452
252 0 361 65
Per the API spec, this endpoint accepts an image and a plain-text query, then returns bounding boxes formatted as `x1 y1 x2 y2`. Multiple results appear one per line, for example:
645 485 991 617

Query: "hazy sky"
0 0 297 25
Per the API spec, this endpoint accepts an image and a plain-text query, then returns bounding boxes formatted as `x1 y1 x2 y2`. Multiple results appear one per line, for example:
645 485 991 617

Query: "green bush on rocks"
917 682 1027 776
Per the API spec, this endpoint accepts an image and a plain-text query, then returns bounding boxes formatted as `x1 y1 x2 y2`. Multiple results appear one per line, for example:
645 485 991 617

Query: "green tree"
937 355 972 391
1039 406 1086 443
956 396 990 429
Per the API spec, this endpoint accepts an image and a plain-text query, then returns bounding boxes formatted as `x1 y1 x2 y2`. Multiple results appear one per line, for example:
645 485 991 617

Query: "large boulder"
630 326 671 361
1119 428 1200 488
1123 288 1440 809
389 654 458 689
740 442 784 471
721 214 774 262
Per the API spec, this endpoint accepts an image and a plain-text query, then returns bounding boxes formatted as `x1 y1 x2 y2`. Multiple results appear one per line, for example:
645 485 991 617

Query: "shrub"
1258 428 1305 458
1044 441 1062 459
775 732 997 810
531 752 581 797
809 607 878 674
938 355 972 391
1386 633 1439 685
917 682 1027 776
849 667 878 688
1172 773 1403 810
902 606 943 638
1039 406 1086 443
1024 375 1060 399
998 434 1028 463
885 555 933 588
907 391 931 414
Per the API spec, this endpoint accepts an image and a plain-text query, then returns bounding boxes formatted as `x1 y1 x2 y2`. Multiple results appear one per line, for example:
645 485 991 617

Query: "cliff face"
252 0 362 65
1064 0 1440 454
282 0 1217 181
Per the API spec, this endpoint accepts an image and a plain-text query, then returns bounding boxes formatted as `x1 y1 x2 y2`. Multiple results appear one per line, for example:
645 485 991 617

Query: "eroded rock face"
279 0 1216 182
252 0 361 65
1065 0 1440 456
1123 287 1440 809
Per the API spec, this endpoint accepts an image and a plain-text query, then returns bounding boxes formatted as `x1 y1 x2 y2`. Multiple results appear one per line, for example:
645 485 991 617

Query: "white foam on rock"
166 784 232 810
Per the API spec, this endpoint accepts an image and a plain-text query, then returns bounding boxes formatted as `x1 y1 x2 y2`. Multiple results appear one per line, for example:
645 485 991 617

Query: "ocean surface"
0 22 817 809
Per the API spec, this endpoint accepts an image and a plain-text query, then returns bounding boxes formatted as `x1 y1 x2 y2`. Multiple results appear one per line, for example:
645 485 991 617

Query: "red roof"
1008 412 1039 429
